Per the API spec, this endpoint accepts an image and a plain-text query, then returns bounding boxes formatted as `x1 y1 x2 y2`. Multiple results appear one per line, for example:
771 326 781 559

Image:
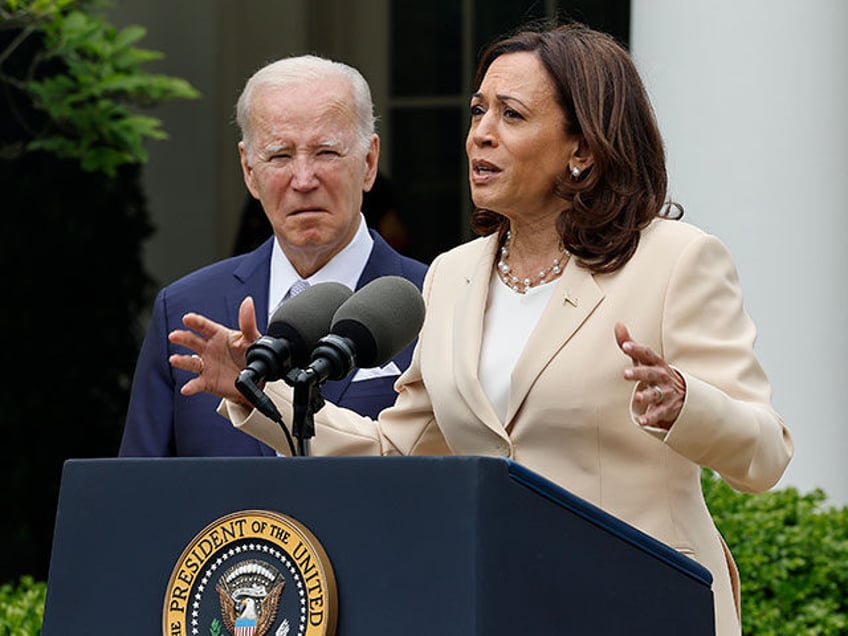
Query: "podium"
43 456 714 635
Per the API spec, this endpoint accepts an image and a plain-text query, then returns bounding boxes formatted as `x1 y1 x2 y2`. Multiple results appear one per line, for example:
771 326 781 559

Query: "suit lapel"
321 231 399 405
355 231 402 286
224 240 279 456
453 236 506 433
505 260 603 424
229 238 274 333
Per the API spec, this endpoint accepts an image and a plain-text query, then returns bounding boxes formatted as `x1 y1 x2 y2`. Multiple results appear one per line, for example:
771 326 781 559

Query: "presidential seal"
163 510 337 636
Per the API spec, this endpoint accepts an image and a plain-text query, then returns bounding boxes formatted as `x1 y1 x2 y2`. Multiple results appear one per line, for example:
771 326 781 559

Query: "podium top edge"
62 456 712 587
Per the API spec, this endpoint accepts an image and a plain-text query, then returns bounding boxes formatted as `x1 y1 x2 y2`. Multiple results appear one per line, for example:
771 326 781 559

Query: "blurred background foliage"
0 0 198 587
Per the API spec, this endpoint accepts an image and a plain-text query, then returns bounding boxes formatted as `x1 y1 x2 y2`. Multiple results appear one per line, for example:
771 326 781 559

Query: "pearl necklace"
496 230 568 294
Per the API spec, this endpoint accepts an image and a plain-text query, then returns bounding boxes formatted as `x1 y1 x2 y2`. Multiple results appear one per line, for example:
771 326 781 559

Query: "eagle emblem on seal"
215 559 285 636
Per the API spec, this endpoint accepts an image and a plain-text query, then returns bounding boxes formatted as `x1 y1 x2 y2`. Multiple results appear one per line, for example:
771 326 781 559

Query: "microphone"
301 276 426 385
235 281 353 419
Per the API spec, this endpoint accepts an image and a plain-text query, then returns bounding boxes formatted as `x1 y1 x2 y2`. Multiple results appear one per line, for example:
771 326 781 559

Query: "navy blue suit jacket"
119 231 428 456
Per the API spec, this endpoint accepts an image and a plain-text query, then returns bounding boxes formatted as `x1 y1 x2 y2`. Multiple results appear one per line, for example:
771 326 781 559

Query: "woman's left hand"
615 322 686 430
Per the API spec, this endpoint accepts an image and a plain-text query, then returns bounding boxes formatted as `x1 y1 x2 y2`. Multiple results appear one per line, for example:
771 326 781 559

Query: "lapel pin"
563 290 578 307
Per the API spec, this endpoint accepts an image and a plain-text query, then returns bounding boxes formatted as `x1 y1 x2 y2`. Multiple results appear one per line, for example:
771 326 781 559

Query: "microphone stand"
289 368 325 456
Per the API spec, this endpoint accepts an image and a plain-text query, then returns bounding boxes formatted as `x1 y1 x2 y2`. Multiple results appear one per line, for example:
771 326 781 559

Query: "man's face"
240 78 379 274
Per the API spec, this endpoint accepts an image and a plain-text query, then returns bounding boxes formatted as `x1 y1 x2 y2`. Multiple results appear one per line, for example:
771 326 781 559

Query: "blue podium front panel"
43 457 713 635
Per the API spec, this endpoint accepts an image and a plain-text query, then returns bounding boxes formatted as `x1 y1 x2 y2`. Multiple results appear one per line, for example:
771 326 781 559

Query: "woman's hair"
470 22 680 274
236 54 376 157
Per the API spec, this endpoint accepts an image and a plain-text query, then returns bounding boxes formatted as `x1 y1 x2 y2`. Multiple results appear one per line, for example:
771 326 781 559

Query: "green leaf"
3 0 200 176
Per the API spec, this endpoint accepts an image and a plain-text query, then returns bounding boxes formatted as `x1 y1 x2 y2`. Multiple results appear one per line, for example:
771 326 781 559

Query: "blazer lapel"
505 261 604 424
453 236 507 433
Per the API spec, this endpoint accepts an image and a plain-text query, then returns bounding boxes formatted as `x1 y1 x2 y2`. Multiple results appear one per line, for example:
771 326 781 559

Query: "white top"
268 213 373 319
478 272 558 422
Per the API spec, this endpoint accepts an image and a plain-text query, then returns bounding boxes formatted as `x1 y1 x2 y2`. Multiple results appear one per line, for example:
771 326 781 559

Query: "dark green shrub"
0 576 46 635
0 0 198 587
703 470 848 635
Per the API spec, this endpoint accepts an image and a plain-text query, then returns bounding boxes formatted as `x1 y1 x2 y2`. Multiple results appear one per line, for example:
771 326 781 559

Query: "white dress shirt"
268 214 373 320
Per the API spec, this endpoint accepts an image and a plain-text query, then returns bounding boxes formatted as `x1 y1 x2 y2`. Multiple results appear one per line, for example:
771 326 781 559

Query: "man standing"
119 55 427 456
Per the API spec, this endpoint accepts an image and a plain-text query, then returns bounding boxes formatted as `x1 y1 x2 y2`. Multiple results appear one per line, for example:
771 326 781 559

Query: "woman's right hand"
168 296 262 405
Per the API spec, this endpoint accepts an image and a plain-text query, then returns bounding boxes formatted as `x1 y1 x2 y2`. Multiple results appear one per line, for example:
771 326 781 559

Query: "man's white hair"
236 54 376 155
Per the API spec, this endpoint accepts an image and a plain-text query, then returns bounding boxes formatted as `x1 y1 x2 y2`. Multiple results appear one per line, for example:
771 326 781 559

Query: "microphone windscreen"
267 282 353 367
330 276 425 368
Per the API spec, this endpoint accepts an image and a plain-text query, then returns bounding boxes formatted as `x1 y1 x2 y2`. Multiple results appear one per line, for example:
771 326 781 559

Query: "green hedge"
702 470 848 635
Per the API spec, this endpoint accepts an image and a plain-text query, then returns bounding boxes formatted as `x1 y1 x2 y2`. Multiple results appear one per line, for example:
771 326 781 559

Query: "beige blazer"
225 217 793 636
